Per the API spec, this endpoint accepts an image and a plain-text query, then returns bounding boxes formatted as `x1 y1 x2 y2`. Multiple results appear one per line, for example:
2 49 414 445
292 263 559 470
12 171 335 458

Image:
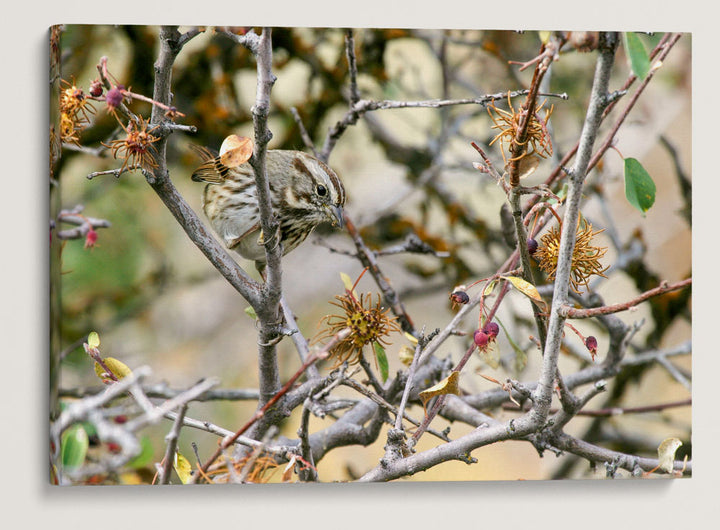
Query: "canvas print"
49 26 691 484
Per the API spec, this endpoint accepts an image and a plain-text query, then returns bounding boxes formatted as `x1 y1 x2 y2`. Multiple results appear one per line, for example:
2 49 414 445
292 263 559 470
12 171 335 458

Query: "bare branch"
534 32 619 422
561 278 691 319
157 403 188 485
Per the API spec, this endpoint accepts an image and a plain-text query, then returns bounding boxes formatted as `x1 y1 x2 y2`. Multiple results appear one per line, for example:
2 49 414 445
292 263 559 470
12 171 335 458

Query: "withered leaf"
419 371 460 413
219 135 253 168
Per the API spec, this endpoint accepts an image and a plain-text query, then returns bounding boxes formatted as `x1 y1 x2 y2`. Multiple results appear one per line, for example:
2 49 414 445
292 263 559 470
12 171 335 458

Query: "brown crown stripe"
292 156 314 180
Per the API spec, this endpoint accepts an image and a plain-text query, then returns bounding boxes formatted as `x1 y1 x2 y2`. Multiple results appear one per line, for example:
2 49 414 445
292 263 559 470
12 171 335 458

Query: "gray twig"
533 32 619 422
157 403 188 485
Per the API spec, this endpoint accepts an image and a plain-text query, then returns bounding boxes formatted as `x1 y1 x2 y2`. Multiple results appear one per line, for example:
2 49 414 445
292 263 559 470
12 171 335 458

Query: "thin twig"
157 403 188 485
290 106 319 157
394 327 425 431
192 328 351 482
586 33 683 174
298 400 318 481
343 212 416 336
280 296 320 380
340 378 449 442
561 279 692 319
504 398 691 417
319 90 567 163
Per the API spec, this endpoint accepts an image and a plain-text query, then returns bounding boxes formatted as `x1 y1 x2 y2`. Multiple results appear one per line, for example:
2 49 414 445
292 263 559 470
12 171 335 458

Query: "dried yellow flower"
316 291 401 367
535 217 608 294
487 92 553 166
58 79 96 145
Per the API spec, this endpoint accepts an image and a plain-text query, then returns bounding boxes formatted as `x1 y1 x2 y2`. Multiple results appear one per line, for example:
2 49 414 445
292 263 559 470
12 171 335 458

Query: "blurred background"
51 26 691 482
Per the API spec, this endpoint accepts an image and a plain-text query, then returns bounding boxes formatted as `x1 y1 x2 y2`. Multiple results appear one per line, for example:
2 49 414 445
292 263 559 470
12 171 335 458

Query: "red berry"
84 228 98 249
473 330 489 348
483 321 499 339
89 79 103 97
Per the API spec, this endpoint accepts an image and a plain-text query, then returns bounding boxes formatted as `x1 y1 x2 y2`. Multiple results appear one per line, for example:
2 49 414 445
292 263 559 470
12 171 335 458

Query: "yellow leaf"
657 437 682 474
404 332 418 345
398 345 415 366
94 357 132 381
340 272 358 298
483 279 498 296
419 371 460 411
539 31 552 44
505 276 545 306
174 452 193 484
87 331 100 349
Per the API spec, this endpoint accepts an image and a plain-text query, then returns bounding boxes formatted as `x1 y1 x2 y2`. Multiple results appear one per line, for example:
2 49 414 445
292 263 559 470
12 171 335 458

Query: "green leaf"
624 157 656 215
78 420 97 439
61 424 89 470
244 306 257 320
87 331 100 349
623 32 650 79
373 342 389 382
127 435 154 469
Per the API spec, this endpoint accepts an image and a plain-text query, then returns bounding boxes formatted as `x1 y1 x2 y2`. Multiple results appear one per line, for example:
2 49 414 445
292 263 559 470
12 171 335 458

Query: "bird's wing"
190 144 229 184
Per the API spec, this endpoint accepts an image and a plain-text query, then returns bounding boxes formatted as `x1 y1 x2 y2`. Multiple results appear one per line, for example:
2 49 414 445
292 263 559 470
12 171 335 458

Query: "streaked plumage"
191 147 345 263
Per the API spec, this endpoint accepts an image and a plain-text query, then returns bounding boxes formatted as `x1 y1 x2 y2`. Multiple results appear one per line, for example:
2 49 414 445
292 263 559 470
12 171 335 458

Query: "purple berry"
585 335 598 355
483 321 499 339
527 237 538 255
105 86 124 109
450 291 470 305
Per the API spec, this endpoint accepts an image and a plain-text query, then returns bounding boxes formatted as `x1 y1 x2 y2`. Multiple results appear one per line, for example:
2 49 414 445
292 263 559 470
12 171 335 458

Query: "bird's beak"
328 204 345 229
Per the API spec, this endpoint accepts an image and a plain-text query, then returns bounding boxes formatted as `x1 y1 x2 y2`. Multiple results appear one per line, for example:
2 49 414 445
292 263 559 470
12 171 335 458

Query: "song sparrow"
191 140 346 264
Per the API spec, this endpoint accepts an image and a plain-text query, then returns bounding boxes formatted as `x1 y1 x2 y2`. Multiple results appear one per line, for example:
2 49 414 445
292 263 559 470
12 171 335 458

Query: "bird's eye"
316 184 327 197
